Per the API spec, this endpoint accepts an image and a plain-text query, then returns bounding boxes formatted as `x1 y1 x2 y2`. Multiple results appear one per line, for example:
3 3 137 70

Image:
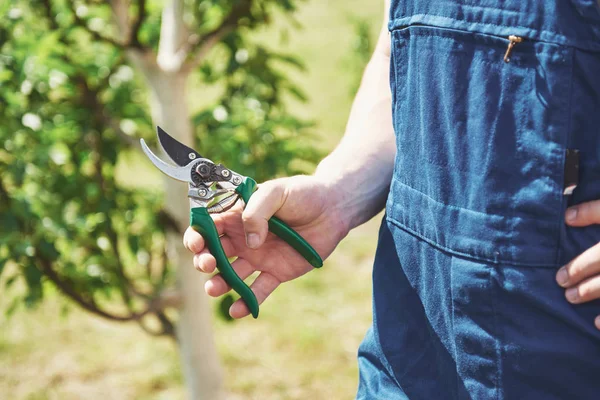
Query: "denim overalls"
357 1 600 398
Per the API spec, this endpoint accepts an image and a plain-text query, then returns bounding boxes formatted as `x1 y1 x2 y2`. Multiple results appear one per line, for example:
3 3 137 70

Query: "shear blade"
157 126 202 167
140 138 194 183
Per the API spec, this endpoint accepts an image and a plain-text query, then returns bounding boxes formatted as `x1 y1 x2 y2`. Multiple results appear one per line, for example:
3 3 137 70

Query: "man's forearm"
314 41 396 233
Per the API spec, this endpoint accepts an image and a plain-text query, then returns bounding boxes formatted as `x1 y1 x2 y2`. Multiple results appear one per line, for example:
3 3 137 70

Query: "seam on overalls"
394 175 561 224
489 266 505 400
448 253 460 399
386 215 559 268
389 14 600 51
394 341 436 382
370 222 411 392
368 324 405 391
400 30 544 74
556 48 576 266
389 13 534 33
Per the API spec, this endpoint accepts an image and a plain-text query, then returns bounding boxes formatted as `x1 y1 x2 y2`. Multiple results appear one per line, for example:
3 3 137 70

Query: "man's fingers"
193 252 216 273
229 272 280 318
556 242 600 305
241 181 287 249
563 275 600 304
183 219 226 253
556 243 600 288
565 200 600 227
184 227 204 253
192 236 235 273
204 258 256 297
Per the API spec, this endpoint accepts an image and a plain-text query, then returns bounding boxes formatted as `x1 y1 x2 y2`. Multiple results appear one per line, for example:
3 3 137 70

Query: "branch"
129 0 147 49
158 246 169 287
39 257 148 321
156 0 190 72
108 119 138 147
66 0 125 48
149 288 183 310
158 209 182 232
137 319 170 336
182 0 254 72
42 253 174 333
136 291 180 337
156 311 175 337
136 310 176 337
41 0 59 30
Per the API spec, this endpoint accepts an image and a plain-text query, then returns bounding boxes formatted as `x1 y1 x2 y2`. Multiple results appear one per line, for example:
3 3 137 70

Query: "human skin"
556 204 600 329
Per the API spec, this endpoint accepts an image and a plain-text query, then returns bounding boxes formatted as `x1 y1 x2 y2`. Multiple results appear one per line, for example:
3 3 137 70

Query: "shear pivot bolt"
196 163 211 178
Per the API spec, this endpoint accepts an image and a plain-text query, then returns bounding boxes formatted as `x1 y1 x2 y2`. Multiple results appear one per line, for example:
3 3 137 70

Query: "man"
184 0 600 397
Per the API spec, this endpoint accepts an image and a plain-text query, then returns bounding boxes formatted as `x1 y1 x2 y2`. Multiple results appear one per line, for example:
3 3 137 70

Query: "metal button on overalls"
357 1 600 398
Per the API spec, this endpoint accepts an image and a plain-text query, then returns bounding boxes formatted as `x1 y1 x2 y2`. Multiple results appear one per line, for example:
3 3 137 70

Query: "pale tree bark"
112 1 225 399
147 68 224 400
150 71 224 400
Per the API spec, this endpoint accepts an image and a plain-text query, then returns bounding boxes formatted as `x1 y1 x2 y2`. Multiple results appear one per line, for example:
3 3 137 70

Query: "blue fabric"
357 1 600 398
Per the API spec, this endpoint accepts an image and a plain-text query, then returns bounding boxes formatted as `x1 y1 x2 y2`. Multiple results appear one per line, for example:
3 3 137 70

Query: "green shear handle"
190 177 323 318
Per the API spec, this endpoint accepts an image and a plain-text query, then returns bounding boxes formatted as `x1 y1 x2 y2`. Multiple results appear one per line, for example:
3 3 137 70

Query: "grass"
0 1 384 399
0 219 383 400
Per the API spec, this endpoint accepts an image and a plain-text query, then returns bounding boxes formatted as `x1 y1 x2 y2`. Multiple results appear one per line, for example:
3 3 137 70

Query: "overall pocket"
387 25 574 267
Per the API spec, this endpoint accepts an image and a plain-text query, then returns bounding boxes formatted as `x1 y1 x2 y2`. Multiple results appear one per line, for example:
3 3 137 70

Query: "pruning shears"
140 127 323 318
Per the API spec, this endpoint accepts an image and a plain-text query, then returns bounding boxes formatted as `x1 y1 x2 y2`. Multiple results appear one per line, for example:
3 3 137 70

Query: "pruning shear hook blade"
140 138 195 183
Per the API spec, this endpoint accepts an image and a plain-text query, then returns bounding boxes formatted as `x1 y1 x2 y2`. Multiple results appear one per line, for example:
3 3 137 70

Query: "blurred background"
0 0 383 399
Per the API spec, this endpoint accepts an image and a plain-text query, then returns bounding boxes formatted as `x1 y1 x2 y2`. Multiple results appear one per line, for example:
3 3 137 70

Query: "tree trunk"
145 69 225 400
115 0 225 396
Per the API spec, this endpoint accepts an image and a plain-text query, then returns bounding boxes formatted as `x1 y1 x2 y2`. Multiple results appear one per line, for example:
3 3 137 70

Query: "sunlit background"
0 1 383 399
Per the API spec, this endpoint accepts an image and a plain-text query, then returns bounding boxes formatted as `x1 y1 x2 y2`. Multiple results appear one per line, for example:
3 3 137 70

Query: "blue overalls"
357 1 600 398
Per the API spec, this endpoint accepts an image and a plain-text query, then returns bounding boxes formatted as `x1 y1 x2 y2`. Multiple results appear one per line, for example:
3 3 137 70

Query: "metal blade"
140 138 194 183
157 126 202 167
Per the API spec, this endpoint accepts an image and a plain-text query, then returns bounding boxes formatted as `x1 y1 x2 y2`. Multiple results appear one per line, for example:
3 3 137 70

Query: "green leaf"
1 0 317 328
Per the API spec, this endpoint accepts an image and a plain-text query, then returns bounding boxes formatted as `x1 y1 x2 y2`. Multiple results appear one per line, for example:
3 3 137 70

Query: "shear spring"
207 193 240 214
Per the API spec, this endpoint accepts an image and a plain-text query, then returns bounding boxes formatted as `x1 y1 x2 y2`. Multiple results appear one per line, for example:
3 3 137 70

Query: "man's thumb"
241 181 287 249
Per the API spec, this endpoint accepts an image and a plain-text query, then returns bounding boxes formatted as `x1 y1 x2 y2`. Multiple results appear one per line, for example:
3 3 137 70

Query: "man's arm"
315 0 395 233
183 0 396 318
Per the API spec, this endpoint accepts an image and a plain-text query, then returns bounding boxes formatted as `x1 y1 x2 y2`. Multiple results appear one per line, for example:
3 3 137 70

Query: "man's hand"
183 175 348 319
556 201 600 329
183 0 395 319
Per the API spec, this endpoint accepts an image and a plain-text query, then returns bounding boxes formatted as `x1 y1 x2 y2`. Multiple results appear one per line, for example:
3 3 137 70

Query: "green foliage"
0 0 319 332
193 37 318 180
0 1 164 324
